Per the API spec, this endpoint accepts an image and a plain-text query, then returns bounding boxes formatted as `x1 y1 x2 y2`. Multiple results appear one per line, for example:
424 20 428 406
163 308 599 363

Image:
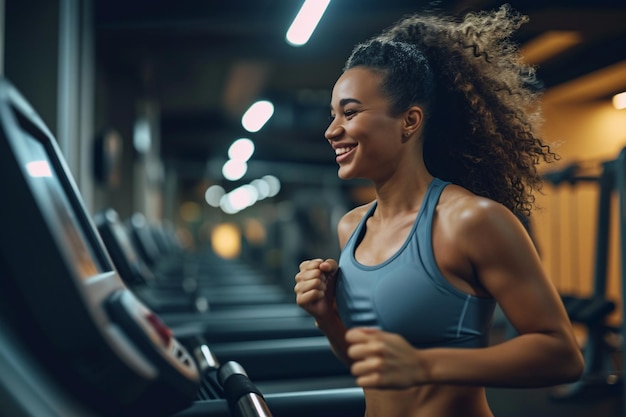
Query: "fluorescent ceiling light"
222 159 248 181
261 175 281 197
613 91 626 110
251 178 270 199
286 0 331 47
227 185 259 211
242 100 274 132
228 138 255 161
205 185 225 207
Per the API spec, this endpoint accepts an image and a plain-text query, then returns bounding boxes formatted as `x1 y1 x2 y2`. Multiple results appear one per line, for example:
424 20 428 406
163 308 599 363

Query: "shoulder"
439 184 514 227
437 184 532 263
337 202 374 249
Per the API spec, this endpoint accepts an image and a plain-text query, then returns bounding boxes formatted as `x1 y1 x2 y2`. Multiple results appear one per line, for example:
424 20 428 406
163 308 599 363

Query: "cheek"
349 119 391 143
355 124 399 154
345 114 403 157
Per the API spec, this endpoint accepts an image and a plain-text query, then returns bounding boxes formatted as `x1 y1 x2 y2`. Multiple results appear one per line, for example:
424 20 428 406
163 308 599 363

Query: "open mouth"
335 144 357 163
335 144 357 156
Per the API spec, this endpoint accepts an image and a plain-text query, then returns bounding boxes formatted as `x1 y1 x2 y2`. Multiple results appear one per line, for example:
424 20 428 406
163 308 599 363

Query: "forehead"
331 67 385 104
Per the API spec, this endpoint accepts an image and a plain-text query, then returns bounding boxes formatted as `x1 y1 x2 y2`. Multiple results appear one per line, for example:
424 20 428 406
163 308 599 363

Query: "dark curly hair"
343 4 558 219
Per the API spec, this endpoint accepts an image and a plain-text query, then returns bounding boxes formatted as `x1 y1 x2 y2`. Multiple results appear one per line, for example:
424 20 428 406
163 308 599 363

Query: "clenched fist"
294 258 339 321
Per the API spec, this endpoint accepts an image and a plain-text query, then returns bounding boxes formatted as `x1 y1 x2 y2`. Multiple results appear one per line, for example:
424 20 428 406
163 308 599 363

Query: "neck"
372 167 434 221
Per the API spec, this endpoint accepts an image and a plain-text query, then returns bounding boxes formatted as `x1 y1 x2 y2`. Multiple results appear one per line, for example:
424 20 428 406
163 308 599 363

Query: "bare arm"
294 207 368 366
423 200 583 387
315 310 352 366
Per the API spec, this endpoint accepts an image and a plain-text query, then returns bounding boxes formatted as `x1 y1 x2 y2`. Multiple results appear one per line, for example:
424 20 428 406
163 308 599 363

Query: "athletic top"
335 178 496 348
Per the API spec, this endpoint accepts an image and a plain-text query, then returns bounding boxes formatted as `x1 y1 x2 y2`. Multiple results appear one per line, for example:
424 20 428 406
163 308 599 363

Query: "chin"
337 166 353 180
337 166 362 181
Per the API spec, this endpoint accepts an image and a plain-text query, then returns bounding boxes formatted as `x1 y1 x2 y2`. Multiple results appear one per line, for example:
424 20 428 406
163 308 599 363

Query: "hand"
294 258 338 320
346 327 430 389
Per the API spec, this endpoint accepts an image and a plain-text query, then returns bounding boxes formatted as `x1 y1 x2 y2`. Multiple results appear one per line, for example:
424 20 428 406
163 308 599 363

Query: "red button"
145 312 173 347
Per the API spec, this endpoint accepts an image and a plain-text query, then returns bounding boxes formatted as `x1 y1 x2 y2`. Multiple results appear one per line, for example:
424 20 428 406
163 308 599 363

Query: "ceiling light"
228 185 259 211
262 174 281 197
205 185 225 207
228 138 255 161
286 0 331 47
251 178 270 199
222 159 248 181
241 100 274 132
613 91 626 110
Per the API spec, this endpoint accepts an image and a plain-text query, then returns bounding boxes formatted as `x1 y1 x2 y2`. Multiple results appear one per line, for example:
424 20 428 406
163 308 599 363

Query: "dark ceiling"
94 0 626 182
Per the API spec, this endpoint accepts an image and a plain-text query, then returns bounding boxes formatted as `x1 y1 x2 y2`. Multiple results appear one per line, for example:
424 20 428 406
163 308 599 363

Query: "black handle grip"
218 361 273 417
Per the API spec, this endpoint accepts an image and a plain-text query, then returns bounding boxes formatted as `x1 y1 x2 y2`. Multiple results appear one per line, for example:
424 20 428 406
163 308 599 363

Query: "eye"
344 109 358 119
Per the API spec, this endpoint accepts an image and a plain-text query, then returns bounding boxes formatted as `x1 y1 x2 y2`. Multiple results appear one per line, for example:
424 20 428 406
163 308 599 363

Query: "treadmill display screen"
112 221 140 264
22 131 103 279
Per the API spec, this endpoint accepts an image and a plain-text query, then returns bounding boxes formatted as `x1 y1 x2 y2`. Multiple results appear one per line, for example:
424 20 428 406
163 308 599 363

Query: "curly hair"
343 4 558 219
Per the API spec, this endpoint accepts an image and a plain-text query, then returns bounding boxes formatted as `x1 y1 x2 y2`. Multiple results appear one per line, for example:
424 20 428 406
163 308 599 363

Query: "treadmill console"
0 77 200 417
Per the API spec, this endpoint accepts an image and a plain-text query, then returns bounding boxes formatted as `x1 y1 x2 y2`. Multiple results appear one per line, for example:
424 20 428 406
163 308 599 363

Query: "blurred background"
3 0 624 279
2 0 626 415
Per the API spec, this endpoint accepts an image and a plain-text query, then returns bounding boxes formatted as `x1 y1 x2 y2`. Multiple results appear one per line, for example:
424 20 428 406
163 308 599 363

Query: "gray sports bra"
336 178 496 348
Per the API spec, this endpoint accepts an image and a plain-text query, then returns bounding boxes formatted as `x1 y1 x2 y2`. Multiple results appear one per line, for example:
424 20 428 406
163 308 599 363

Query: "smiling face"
326 67 411 182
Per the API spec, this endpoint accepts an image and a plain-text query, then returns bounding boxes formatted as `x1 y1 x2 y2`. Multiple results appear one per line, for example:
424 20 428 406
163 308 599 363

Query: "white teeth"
335 146 355 155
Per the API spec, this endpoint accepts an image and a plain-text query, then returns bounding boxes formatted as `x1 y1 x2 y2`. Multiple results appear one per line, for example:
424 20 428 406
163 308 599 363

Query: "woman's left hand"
346 327 429 389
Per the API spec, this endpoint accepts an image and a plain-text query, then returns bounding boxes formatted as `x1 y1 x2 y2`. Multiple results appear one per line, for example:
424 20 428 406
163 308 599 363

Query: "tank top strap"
418 178 450 230
344 201 377 250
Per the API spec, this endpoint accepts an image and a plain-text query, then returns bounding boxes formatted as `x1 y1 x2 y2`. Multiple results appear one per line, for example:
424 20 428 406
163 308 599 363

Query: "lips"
334 144 357 163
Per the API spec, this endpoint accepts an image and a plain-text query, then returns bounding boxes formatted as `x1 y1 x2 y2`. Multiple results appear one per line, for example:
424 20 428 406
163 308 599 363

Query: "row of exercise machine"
94 209 350 384
2 74 626 416
0 77 364 417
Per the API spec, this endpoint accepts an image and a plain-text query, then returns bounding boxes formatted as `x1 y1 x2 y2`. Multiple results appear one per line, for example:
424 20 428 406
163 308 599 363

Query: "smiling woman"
294 5 584 417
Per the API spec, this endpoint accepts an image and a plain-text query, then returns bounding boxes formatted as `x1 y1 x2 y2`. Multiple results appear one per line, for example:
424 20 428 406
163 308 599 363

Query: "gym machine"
94 208 306 318
121 210 295 310
542 155 623 400
0 77 364 417
94 204 350 384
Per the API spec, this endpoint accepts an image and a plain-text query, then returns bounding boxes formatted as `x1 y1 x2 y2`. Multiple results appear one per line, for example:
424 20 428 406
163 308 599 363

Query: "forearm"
315 314 352 366
424 332 583 388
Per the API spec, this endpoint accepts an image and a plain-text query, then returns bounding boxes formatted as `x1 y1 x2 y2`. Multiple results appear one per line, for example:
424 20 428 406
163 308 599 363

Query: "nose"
324 119 343 141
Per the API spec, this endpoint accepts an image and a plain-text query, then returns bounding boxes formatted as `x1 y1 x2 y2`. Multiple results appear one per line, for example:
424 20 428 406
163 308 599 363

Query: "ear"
402 105 424 138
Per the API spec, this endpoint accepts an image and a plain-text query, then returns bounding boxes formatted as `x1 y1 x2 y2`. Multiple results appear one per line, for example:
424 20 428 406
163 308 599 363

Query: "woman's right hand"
294 258 338 320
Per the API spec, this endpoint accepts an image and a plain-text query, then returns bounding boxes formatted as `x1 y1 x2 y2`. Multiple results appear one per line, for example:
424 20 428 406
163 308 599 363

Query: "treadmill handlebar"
218 361 273 417
194 344 220 371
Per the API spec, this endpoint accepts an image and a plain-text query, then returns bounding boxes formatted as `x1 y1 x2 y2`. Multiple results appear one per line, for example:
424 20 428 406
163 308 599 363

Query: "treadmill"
94 208 306 316
0 76 364 416
122 210 294 310
94 208 327 343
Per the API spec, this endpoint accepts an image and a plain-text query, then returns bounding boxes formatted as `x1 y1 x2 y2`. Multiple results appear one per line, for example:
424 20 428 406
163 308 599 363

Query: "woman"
294 5 584 417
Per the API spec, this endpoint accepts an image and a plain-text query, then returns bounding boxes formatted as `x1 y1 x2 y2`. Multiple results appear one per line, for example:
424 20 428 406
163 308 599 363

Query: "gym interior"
1 1 626 416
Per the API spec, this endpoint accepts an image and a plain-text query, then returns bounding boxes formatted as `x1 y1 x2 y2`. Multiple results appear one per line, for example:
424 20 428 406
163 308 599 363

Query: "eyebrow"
330 98 362 111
